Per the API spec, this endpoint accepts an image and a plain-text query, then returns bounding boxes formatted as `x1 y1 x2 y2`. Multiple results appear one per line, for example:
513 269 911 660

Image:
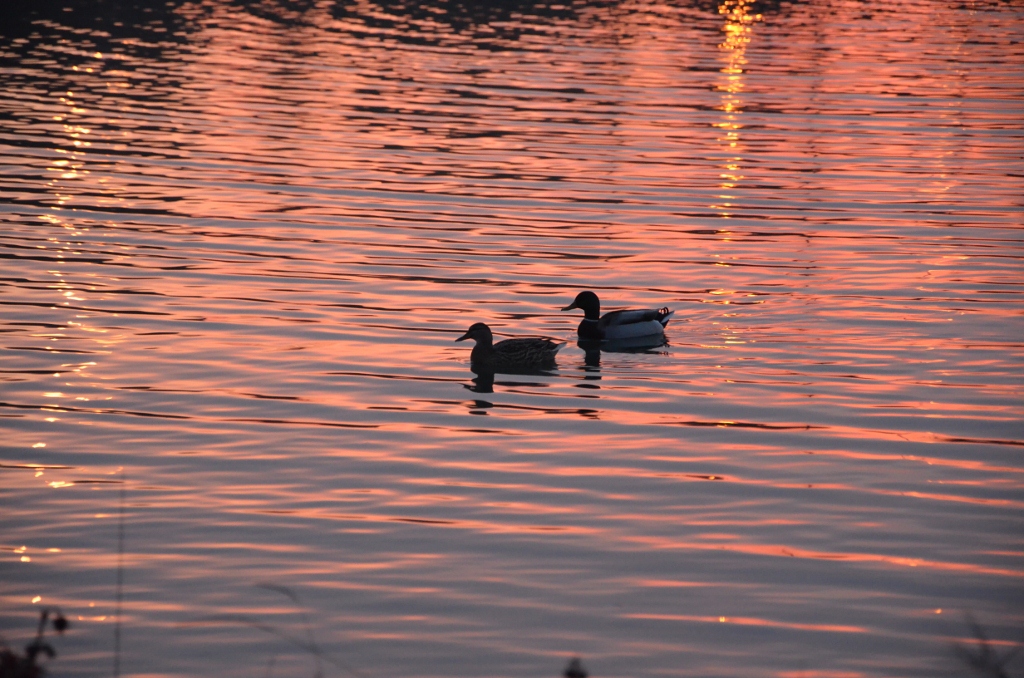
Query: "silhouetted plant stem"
1 606 70 677
186 584 366 678
955 613 1022 678
113 470 126 678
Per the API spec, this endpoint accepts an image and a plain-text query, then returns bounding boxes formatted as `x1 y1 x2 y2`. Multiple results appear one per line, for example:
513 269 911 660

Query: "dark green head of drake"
455 322 493 345
561 291 601 319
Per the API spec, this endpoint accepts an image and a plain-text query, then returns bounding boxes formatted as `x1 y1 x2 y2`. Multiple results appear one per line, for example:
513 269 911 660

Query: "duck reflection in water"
467 370 495 394
576 334 669 390
464 370 558 395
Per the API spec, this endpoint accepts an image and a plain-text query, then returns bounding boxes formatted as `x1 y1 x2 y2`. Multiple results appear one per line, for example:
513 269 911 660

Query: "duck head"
561 291 601 319
455 322 493 346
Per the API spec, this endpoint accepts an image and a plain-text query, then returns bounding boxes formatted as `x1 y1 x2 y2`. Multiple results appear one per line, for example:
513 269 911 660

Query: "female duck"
456 322 563 371
561 291 674 341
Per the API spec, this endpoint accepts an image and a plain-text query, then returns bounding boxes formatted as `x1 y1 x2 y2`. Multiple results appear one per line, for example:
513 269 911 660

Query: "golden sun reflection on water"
714 0 760 213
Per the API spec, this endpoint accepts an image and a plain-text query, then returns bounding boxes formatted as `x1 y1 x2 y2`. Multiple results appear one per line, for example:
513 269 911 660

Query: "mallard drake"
455 322 563 370
562 290 674 341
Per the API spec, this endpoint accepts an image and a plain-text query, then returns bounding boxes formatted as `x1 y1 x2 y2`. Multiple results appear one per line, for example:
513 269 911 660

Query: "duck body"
456 322 563 372
562 291 673 341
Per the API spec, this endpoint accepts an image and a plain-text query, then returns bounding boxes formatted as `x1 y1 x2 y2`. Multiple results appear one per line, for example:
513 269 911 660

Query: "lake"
1 0 1022 676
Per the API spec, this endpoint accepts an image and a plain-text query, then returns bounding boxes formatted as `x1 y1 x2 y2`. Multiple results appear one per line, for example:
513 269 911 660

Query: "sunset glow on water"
1 0 1022 676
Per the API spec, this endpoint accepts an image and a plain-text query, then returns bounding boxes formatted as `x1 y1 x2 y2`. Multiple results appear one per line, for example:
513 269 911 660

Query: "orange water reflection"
623 612 867 634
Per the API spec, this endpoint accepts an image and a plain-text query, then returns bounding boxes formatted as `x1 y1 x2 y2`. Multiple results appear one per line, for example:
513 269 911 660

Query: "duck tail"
658 308 674 326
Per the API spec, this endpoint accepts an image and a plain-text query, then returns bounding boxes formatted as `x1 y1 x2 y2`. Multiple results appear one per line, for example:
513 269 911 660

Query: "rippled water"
2 0 1023 676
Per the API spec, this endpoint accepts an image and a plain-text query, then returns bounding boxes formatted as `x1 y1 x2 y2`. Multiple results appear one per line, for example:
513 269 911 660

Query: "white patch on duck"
598 314 674 340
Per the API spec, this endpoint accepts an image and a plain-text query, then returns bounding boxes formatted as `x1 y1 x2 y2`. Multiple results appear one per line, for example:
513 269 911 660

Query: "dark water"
2 0 1022 676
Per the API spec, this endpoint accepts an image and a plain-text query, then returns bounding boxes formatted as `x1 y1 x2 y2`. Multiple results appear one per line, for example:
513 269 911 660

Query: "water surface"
2 0 1023 676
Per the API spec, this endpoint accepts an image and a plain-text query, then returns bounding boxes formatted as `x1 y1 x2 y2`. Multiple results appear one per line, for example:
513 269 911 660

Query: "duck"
455 322 564 371
561 290 674 341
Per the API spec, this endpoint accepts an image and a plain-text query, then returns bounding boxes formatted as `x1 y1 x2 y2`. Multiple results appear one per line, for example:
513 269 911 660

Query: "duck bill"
455 331 471 342
560 302 578 311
